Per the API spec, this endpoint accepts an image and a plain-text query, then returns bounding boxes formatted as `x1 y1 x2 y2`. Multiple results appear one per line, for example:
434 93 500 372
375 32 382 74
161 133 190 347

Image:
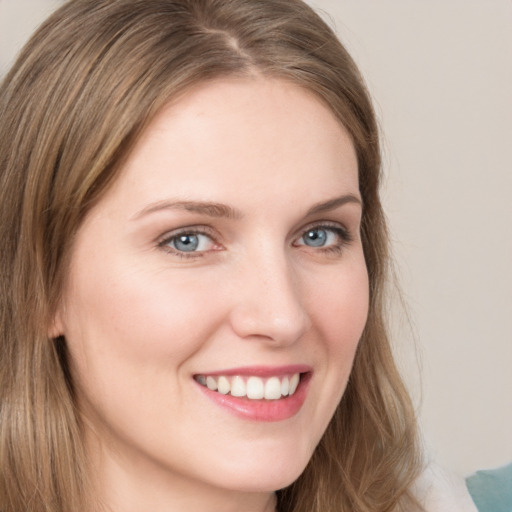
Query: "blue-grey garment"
466 462 512 512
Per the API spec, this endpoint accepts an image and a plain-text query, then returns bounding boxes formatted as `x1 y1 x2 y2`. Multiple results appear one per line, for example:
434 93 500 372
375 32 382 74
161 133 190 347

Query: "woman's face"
54 77 369 506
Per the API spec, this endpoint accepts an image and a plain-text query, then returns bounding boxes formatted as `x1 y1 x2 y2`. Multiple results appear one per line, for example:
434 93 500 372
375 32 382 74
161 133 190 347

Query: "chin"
210 445 313 493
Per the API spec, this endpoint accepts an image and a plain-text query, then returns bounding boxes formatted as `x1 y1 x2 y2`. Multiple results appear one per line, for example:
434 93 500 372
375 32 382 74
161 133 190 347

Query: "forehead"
98 76 359 215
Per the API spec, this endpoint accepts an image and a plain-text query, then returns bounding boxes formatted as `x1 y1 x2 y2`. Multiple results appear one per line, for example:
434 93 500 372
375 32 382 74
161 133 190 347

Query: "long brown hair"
0 1 422 510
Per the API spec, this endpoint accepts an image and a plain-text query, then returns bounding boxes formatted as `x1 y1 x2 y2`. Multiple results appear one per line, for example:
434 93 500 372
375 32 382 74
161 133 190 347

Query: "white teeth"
281 376 290 396
217 376 230 395
196 373 302 400
206 376 218 391
246 377 264 399
289 373 300 395
230 376 246 397
264 377 282 400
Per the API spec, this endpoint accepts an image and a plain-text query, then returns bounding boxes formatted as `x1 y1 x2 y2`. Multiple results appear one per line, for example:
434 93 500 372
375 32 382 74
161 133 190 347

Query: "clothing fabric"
466 462 512 512
412 463 478 512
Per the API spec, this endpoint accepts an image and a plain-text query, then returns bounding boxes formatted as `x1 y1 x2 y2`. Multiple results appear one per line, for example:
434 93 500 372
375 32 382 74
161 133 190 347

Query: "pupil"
306 229 326 247
175 234 199 252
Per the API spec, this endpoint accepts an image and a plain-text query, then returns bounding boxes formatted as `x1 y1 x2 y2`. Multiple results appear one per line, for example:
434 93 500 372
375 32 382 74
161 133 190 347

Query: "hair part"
0 1 422 510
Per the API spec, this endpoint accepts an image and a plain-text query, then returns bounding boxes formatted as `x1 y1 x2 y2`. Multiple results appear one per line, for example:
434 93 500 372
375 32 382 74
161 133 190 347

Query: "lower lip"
196 373 311 422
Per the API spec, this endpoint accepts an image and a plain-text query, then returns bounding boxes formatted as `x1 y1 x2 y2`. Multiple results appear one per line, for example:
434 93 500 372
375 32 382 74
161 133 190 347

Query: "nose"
227 250 311 346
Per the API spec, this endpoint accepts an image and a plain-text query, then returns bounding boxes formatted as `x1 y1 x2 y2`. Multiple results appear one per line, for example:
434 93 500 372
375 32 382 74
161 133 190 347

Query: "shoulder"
411 463 478 512
465 462 512 512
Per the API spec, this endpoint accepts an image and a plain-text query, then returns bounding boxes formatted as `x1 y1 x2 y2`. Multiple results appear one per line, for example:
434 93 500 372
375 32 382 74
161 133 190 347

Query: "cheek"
60 261 230 455
305 255 369 425
308 258 369 357
61 255 224 387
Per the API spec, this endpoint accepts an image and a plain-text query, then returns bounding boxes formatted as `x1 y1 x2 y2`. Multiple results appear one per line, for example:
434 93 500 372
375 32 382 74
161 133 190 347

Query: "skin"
54 77 369 512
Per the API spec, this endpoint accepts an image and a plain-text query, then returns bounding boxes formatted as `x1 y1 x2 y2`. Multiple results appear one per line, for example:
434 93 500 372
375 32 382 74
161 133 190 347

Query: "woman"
0 1 423 511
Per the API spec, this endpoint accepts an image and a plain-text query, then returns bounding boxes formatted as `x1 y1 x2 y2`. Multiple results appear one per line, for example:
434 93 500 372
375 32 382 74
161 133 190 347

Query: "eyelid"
157 225 222 257
292 221 353 249
295 220 351 239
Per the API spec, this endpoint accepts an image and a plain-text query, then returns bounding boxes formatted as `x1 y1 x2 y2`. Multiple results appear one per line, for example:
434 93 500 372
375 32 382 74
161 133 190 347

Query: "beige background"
1 0 511 476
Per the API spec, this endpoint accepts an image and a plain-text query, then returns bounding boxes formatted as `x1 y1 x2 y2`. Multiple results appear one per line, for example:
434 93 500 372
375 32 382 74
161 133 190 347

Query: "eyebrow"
131 194 361 221
305 194 362 216
131 200 243 221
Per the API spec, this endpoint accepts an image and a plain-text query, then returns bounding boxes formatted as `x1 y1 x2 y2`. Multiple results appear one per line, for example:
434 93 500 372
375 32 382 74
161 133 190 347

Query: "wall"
1 0 511 476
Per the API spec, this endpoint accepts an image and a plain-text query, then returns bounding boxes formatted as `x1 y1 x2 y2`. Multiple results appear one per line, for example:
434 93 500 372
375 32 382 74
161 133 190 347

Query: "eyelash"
157 222 353 259
294 223 353 255
158 226 217 259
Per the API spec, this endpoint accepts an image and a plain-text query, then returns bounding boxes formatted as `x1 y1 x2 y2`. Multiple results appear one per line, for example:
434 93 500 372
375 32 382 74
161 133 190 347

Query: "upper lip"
194 364 312 378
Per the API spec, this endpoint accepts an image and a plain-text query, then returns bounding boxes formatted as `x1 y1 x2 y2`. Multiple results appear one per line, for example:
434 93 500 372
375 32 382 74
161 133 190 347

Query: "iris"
173 234 199 252
303 228 328 247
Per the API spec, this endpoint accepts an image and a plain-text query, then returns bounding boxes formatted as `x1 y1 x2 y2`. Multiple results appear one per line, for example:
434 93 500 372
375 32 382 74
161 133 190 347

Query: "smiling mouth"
194 373 303 400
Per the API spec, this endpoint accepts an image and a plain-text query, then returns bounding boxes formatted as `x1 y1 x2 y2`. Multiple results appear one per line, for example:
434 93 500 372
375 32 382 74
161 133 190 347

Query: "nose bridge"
229 242 311 345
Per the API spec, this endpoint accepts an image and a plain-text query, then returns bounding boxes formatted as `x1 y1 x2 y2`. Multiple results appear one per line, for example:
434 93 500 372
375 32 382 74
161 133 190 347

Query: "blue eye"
302 228 329 247
296 225 351 251
173 234 200 252
163 232 215 253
